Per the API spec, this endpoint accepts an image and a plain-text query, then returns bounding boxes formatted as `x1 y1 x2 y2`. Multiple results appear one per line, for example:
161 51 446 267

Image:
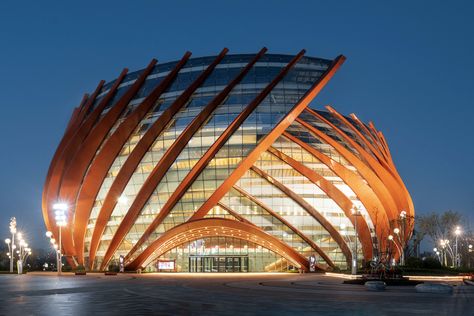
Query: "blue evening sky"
0 1 472 248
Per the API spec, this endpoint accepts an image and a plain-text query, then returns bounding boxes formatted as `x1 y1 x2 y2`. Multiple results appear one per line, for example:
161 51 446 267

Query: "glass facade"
44 51 412 272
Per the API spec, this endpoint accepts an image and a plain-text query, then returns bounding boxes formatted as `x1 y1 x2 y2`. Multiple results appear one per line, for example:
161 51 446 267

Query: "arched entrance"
126 218 310 271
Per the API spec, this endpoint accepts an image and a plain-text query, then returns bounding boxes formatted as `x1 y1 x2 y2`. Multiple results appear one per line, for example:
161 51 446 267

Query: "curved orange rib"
304 108 403 221
326 106 402 182
42 94 89 235
249 165 351 266
216 203 255 225
266 146 372 260
73 53 192 264
349 113 390 163
191 55 346 220
59 60 157 260
119 50 304 265
233 185 337 267
282 131 391 254
126 218 310 271
321 107 415 235
98 49 230 269
43 70 127 252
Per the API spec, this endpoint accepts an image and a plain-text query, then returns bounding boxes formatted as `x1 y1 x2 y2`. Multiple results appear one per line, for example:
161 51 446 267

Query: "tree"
417 210 464 267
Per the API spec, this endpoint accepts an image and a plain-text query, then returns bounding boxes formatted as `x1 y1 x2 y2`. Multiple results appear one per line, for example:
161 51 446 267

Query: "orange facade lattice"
42 49 413 272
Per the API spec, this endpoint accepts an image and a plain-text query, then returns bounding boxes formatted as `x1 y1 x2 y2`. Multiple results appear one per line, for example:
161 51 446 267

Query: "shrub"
75 265 86 272
405 257 423 268
422 257 442 269
108 263 120 273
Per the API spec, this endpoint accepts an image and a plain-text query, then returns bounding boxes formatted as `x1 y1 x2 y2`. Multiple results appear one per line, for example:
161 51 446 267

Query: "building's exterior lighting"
393 228 400 234
40 50 414 273
118 195 128 204
45 231 53 238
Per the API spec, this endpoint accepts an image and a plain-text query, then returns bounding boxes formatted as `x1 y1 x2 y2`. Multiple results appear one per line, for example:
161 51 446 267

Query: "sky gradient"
0 1 472 248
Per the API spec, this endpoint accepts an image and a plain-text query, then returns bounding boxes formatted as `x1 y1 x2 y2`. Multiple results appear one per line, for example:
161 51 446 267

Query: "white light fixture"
118 195 128 204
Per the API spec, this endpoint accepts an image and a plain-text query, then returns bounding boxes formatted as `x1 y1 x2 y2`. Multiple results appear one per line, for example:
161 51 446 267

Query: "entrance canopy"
126 218 310 271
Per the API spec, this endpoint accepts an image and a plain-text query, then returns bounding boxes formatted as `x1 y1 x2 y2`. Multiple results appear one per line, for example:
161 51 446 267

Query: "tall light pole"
454 226 461 268
469 244 473 268
393 227 405 265
8 217 17 273
53 203 68 276
388 234 402 266
351 206 362 275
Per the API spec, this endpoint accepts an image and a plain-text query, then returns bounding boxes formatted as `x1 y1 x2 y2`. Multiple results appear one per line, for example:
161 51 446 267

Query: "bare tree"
417 210 463 266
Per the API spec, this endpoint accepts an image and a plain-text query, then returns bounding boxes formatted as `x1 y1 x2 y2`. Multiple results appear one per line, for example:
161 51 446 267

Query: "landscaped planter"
104 272 117 276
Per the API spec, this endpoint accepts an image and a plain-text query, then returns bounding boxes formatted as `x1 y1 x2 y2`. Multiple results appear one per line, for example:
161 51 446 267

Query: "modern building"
42 48 414 272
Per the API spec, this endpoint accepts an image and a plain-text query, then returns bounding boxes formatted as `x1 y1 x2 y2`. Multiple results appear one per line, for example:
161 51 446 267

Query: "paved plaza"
0 272 472 315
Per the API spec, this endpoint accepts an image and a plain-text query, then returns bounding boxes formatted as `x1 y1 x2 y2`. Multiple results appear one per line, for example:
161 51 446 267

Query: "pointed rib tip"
184 51 192 57
221 47 230 54
325 105 335 112
261 47 268 53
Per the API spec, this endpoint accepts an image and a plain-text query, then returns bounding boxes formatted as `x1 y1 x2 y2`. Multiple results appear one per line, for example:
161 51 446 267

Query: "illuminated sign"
158 261 175 270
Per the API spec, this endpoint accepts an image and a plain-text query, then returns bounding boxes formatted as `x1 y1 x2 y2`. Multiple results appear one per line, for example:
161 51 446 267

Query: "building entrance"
189 255 249 272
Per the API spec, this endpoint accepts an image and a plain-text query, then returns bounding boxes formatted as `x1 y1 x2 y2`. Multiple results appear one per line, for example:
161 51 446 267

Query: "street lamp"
454 226 461 268
339 223 354 272
8 217 17 273
350 206 362 275
393 227 404 265
53 202 68 276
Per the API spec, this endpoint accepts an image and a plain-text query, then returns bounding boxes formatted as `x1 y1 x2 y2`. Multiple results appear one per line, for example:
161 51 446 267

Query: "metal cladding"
42 49 414 272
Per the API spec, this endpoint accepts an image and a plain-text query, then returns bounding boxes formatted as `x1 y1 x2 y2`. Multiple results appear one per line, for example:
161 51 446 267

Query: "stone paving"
0 272 472 315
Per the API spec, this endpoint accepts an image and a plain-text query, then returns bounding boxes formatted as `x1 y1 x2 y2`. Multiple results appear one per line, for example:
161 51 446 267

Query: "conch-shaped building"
42 48 414 272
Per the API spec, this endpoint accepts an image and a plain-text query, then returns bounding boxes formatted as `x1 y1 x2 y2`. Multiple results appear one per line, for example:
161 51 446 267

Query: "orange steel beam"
72 52 192 264
64 94 88 134
326 106 399 179
75 82 104 127
58 60 157 259
349 113 390 162
325 106 410 201
126 218 310 271
290 119 396 252
319 107 415 229
97 49 230 269
304 108 404 219
190 55 346 221
233 185 337 267
118 49 304 266
216 202 254 225
43 94 89 232
266 146 372 261
367 121 390 157
43 70 128 251
88 50 228 270
249 165 352 265
281 132 391 253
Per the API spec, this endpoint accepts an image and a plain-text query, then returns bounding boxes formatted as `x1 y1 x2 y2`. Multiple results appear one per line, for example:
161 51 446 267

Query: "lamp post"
469 244 473 268
388 235 401 266
339 223 353 272
454 226 461 268
393 227 405 266
8 217 17 273
53 203 68 276
351 206 362 275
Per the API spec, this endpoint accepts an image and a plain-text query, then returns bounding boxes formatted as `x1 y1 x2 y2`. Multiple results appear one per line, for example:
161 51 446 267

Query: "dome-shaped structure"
42 48 414 272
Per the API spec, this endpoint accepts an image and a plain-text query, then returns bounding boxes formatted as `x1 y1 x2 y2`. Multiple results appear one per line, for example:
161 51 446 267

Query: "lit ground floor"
0 273 472 315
